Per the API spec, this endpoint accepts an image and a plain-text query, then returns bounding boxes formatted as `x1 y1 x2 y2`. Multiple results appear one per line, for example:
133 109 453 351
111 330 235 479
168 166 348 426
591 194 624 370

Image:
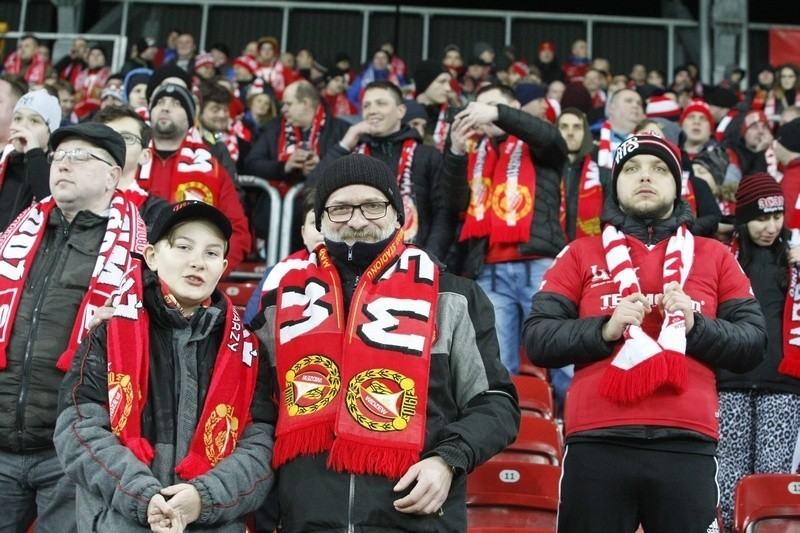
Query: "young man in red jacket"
524 133 767 531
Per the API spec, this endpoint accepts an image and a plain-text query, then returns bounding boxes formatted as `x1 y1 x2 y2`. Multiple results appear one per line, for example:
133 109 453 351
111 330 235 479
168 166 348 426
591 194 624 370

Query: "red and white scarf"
597 121 614 170
271 232 438 480
433 104 449 153
0 143 17 192
106 266 259 478
598 224 693 404
73 67 111 119
2 52 48 85
0 192 147 371
715 110 738 143
357 139 419 243
560 155 603 239
278 104 326 163
460 135 536 244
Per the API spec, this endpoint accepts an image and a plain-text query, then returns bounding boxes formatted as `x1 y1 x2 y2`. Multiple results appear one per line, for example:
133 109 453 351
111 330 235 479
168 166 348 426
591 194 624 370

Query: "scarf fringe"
175 451 212 480
125 436 155 466
272 422 335 469
598 350 687 404
327 438 417 481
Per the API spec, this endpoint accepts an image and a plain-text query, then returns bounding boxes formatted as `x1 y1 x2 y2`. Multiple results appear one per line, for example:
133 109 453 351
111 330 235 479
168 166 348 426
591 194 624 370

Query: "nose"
347 208 370 229
766 218 781 233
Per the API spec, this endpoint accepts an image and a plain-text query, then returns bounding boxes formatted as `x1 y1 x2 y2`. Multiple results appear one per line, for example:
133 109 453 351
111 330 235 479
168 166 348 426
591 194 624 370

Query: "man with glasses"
92 104 169 229
0 122 147 531
250 153 519 532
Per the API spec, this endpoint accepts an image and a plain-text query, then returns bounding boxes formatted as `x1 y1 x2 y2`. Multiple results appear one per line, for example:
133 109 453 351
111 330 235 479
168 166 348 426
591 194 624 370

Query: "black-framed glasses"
120 132 142 146
47 149 114 166
324 201 391 223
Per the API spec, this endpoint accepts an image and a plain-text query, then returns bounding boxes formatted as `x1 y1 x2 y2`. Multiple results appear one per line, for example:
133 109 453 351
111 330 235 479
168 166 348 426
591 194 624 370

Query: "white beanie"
13 89 62 133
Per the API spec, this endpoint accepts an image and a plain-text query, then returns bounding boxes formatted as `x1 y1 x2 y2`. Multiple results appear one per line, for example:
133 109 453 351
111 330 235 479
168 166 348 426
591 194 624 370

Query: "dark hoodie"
309 125 456 262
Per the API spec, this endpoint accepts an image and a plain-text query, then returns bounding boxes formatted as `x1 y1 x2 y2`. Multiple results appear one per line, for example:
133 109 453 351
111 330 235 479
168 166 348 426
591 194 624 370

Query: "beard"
322 223 396 245
619 197 675 220
153 119 182 140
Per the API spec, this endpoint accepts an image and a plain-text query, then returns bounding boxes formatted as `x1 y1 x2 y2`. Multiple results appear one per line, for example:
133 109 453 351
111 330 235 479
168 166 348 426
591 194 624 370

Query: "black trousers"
558 441 720 533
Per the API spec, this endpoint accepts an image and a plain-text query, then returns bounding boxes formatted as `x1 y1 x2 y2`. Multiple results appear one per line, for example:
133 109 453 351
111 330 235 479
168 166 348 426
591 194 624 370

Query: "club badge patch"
204 404 239 466
284 355 341 416
346 369 417 432
491 183 533 221
108 372 134 436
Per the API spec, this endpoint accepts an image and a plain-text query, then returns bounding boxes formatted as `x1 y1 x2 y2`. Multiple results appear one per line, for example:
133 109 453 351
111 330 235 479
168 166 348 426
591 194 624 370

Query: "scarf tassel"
56 348 76 372
124 436 155 466
272 422 335 469
175 451 212 480
778 357 800 379
598 351 687 405
327 438 417 481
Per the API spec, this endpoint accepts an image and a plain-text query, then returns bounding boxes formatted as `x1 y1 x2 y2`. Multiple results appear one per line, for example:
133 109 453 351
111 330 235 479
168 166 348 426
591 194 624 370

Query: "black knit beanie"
611 133 683 200
315 154 404 230
735 172 784 225
149 83 196 123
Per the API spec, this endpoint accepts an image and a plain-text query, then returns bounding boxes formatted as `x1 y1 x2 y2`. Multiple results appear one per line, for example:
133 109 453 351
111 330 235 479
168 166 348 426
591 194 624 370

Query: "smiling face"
616 154 677 220
144 219 228 316
361 87 405 137
321 184 399 246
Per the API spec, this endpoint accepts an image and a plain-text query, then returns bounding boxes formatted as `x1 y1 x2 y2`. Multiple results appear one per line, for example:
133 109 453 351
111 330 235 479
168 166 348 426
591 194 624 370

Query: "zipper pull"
348 246 353 261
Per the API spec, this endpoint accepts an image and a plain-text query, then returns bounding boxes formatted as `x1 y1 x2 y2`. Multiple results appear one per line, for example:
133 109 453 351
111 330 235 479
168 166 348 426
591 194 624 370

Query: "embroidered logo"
284 355 341 416
346 369 417 432
467 177 492 219
108 372 134 436
491 183 533 222
203 404 239 466
175 180 214 204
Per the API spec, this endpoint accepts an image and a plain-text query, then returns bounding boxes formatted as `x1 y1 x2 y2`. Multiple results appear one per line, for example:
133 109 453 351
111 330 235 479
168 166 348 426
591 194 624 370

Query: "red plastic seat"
218 280 260 314
511 374 554 419
733 474 800 532
466 459 560 531
494 415 563 465
519 347 548 381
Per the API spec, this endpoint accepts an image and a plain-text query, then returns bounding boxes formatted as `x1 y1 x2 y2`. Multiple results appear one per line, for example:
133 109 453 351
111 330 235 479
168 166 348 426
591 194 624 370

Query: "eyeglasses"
120 132 142 146
324 201 391 222
47 149 114 166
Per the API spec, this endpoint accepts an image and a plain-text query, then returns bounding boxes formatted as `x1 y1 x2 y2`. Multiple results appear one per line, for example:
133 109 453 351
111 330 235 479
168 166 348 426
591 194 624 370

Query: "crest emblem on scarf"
346 369 417 432
203 404 240 466
284 355 341 416
175 180 214 204
491 183 533 220
467 177 492 217
108 372 134 436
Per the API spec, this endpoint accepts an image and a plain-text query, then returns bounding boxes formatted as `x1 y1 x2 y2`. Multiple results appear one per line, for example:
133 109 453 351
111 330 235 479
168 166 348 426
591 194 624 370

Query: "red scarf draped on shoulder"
3 52 48 85
460 135 536 244
138 129 226 204
560 154 603 239
0 192 147 371
271 231 439 480
107 267 260 478
278 105 326 163
357 139 419 243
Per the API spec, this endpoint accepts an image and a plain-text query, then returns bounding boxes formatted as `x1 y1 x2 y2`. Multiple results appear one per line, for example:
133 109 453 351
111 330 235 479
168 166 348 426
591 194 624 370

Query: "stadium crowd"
1 26 800 532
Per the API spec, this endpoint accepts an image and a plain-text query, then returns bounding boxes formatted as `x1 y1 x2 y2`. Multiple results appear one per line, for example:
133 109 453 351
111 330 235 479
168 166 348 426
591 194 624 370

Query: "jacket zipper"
16 222 69 447
347 474 355 533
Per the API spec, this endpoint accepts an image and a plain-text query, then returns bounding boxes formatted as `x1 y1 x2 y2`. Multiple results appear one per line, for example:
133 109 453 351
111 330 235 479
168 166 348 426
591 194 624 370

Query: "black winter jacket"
243 110 350 183
252 233 520 532
0 149 50 232
0 208 108 452
309 125 457 261
440 105 568 278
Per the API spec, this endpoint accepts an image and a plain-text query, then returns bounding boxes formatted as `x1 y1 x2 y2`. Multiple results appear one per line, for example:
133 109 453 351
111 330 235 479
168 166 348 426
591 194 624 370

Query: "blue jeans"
476 258 553 375
0 447 76 533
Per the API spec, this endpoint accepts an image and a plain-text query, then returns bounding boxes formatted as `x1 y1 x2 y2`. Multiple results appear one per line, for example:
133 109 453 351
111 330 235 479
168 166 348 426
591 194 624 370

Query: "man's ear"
106 165 122 191
138 147 152 167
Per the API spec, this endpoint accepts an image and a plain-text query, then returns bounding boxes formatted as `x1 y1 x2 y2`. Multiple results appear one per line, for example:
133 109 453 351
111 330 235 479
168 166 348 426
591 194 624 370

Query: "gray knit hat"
314 153 403 230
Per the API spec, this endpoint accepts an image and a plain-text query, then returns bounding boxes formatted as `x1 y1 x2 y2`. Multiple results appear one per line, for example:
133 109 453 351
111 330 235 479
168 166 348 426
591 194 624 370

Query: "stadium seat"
494 415 563 465
519 348 548 381
733 473 800 532
511 374 554 419
218 279 260 314
466 459 560 531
